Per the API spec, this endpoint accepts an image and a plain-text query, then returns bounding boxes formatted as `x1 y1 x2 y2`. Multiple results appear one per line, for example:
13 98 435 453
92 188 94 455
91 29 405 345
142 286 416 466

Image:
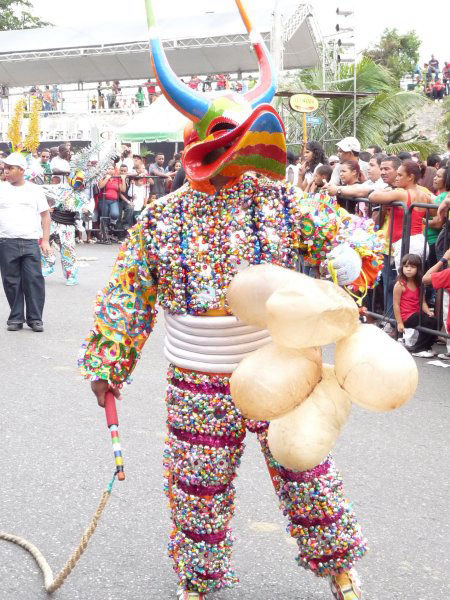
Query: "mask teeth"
145 0 211 122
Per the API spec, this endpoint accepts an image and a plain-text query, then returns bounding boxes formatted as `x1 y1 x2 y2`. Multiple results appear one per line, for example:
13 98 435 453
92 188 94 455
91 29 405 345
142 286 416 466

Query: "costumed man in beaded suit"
80 1 367 598
41 171 92 285
42 146 116 285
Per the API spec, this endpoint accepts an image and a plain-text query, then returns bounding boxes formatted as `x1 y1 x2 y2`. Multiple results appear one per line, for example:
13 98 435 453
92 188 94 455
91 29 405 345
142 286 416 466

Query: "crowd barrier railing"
301 195 450 342
34 176 450 341
95 175 170 243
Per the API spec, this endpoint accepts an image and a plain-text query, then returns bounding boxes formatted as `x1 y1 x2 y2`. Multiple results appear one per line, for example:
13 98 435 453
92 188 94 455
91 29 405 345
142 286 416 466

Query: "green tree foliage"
363 28 421 81
280 57 436 157
0 0 51 31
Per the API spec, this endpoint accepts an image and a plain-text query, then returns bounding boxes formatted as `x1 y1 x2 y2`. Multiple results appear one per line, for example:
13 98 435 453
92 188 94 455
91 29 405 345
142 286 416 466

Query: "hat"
328 155 339 164
337 137 361 153
4 152 27 170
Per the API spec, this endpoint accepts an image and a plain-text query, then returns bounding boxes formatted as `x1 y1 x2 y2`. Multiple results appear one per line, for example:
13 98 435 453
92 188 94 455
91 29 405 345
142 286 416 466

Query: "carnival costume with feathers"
41 145 115 284
80 2 417 598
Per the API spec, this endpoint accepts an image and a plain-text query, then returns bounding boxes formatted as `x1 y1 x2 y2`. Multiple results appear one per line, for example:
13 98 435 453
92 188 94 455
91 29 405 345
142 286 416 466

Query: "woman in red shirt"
369 160 434 270
393 253 437 356
98 166 126 224
423 247 450 360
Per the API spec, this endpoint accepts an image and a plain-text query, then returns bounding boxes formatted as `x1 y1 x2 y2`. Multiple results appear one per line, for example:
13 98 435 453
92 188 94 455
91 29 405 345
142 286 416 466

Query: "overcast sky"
32 0 448 65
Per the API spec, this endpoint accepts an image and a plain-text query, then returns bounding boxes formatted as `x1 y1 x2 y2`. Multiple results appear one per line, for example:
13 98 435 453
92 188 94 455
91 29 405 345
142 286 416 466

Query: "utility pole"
270 0 284 80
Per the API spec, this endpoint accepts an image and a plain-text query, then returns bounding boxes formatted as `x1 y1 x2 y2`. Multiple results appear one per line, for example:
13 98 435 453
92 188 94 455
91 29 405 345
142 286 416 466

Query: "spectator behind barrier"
367 145 383 155
423 247 450 360
306 164 332 194
427 154 442 169
370 159 433 271
393 253 437 357
330 136 369 185
425 166 449 266
285 151 299 186
50 144 70 175
148 153 175 198
297 141 326 191
323 153 388 209
418 159 437 192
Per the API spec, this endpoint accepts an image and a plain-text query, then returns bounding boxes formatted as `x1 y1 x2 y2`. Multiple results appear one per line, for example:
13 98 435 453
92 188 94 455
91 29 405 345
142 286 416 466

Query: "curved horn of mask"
235 0 276 107
144 0 211 122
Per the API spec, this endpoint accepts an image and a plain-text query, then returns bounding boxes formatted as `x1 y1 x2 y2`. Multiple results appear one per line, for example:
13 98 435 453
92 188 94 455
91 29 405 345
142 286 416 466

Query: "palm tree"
278 57 437 156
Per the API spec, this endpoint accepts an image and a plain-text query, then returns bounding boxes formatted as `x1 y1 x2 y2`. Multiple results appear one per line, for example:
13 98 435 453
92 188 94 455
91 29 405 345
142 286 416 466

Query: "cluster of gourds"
228 264 418 471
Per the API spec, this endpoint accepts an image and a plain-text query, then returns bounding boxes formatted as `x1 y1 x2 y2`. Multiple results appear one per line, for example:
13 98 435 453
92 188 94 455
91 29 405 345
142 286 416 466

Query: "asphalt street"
0 243 448 600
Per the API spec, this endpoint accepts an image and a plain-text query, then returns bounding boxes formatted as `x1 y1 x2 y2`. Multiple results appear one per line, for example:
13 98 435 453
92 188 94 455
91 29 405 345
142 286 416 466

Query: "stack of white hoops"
164 313 271 373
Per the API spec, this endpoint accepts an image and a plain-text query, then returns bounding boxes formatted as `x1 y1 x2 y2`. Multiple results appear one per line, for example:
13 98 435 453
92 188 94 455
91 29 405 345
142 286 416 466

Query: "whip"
0 391 125 593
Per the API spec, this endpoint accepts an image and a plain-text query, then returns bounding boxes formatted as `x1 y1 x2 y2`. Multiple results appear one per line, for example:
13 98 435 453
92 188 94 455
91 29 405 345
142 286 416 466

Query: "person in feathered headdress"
78 2 373 598
41 144 116 285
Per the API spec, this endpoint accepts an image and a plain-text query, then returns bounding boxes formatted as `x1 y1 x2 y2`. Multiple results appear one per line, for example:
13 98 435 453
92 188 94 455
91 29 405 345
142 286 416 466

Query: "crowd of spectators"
2 57 448 119
1 73 259 116
0 142 186 248
287 135 450 357
0 135 448 351
413 55 450 100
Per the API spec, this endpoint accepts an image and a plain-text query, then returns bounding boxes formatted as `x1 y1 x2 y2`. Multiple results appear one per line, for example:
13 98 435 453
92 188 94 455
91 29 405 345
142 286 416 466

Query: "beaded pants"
41 223 78 283
165 366 367 594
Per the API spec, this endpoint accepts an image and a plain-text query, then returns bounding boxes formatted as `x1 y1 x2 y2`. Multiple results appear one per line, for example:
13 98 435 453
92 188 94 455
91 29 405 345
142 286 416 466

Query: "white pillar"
271 0 283 78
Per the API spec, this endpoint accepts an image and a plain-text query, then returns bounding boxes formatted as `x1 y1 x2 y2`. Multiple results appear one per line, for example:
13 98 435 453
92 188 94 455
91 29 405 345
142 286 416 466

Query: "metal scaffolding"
276 3 362 151
276 90 375 153
0 3 321 86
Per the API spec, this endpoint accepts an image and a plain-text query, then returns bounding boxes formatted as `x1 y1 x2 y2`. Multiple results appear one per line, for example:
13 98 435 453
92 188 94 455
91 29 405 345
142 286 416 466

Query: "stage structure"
0 3 320 87
277 4 366 152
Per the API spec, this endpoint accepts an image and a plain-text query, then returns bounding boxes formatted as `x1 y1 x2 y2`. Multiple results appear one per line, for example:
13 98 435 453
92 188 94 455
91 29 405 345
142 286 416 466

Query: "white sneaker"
437 352 450 361
412 350 435 358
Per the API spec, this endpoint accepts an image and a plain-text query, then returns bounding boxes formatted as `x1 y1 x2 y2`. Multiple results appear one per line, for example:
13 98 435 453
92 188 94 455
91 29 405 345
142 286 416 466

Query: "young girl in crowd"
305 164 332 193
393 253 438 357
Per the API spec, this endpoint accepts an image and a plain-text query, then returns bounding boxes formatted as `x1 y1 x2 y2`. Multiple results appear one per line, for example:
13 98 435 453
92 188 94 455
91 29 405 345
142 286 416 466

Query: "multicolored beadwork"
79 176 369 593
258 430 367 578
159 367 367 593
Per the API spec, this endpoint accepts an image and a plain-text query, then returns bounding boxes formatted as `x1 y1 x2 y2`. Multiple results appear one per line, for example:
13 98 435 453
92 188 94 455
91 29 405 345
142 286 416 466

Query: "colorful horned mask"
145 0 287 193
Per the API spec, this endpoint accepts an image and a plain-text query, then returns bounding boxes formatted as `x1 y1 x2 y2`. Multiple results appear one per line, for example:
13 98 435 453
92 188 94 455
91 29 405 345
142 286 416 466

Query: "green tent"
117 96 187 143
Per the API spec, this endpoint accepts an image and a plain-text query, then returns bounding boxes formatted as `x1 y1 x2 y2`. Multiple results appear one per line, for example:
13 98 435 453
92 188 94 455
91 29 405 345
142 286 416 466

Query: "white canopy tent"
0 3 321 86
117 96 187 143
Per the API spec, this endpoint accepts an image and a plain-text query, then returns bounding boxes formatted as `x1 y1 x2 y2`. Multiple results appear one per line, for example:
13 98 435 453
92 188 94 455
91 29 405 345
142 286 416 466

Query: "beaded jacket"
79 176 346 384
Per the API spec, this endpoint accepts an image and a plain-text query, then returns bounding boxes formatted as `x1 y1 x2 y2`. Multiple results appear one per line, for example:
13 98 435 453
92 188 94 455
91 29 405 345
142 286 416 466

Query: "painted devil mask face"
145 0 287 193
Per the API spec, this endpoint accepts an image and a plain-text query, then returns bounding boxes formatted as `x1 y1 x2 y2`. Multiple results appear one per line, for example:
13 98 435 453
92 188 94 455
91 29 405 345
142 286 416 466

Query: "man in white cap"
0 152 51 332
329 136 369 185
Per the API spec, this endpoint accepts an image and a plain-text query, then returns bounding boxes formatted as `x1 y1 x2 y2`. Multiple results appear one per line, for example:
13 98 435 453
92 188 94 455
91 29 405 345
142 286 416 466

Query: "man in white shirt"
324 153 388 199
50 144 71 176
0 153 51 332
329 137 369 185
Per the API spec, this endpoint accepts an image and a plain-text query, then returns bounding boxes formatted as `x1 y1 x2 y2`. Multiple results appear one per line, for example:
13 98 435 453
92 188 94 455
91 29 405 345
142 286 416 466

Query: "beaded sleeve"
79 223 158 385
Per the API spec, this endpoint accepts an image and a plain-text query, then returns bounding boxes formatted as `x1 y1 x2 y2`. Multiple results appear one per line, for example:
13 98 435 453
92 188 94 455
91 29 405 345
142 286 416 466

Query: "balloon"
335 324 418 411
227 263 302 328
230 343 322 420
267 365 351 471
266 279 359 349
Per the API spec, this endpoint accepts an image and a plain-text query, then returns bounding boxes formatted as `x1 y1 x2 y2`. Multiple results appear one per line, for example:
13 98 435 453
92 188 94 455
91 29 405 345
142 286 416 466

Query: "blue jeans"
0 238 45 325
382 254 396 320
100 200 120 223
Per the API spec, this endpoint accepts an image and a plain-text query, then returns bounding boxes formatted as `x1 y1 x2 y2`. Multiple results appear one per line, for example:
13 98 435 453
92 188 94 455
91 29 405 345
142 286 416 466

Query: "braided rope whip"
0 475 116 594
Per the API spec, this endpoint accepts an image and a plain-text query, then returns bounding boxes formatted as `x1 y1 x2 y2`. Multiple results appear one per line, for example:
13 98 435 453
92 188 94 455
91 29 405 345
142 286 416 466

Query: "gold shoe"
330 569 362 599
177 589 206 600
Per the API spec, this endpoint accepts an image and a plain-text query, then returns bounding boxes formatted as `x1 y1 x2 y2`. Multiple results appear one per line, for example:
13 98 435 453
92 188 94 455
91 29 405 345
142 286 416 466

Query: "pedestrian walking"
0 153 51 332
